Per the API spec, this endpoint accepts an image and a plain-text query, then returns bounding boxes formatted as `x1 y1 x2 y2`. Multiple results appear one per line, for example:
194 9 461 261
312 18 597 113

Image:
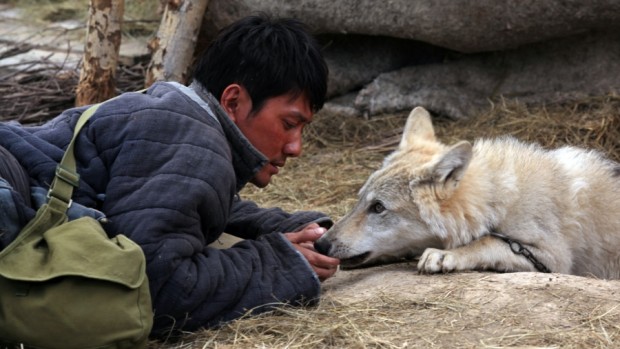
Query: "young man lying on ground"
0 14 340 337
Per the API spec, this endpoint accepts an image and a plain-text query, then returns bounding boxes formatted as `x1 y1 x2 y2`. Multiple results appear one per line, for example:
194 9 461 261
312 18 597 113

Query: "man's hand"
284 223 340 281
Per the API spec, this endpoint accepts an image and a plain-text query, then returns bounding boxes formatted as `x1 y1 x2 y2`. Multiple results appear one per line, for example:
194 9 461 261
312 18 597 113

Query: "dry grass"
0 62 147 124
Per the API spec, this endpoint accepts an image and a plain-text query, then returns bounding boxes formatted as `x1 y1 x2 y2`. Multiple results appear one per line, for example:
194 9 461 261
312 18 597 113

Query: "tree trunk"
75 0 124 107
145 0 210 86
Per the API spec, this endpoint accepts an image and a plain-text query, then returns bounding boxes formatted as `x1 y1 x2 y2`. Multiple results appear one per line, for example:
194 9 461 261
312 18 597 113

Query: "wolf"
314 106 620 279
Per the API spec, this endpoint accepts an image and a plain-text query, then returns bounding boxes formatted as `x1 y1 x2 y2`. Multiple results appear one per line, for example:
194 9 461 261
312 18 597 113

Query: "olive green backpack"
0 101 153 348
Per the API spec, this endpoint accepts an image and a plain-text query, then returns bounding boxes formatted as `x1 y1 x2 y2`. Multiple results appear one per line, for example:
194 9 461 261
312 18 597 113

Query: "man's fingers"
285 225 326 244
283 223 339 282
299 248 340 274
313 255 340 281
299 242 315 250
290 240 340 281
310 253 340 269
314 265 338 281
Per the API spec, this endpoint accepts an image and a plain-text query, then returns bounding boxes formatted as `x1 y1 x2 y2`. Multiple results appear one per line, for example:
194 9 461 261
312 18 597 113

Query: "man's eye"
283 120 296 130
370 202 385 214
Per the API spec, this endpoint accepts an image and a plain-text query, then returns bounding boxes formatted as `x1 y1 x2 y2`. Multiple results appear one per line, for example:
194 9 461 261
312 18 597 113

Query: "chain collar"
489 229 551 273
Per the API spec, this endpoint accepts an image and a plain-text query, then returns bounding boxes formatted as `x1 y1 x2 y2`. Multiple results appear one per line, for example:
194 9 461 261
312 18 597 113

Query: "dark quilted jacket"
0 82 331 336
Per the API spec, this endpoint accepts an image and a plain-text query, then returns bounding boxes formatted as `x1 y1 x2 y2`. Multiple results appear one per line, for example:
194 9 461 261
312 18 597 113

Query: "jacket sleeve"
146 230 321 337
0 179 35 251
225 196 333 239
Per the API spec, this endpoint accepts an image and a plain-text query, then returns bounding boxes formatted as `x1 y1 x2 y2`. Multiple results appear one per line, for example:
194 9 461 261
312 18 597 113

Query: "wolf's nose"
314 238 331 256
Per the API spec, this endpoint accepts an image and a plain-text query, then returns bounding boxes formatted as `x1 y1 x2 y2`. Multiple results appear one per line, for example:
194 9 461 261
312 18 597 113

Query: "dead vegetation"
0 60 146 125
2 39 619 349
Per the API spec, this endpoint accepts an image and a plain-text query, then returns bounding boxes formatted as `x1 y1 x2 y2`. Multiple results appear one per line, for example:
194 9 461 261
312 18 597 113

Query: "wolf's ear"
399 107 436 149
432 141 472 198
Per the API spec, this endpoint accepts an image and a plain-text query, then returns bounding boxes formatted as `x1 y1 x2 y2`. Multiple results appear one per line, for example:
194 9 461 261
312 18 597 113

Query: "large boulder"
321 34 445 98
352 32 620 118
202 0 620 53
321 262 620 347
199 1 620 118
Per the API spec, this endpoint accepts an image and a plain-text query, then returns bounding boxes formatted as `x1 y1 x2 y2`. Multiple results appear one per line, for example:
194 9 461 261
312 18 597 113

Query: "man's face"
222 86 313 188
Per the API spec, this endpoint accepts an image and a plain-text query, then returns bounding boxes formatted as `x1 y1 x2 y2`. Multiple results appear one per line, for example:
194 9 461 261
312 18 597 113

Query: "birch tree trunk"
75 0 124 106
145 0 210 86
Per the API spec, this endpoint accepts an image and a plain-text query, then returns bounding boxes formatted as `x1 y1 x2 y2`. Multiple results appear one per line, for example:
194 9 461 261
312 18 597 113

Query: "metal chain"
489 231 551 273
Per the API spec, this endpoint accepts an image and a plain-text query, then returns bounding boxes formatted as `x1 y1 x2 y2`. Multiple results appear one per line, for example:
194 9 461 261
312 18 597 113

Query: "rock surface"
322 262 620 347
200 1 620 118
203 0 620 53
353 32 620 118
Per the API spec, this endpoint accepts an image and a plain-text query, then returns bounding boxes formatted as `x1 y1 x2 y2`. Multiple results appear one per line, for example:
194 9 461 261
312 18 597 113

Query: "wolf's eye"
370 202 386 214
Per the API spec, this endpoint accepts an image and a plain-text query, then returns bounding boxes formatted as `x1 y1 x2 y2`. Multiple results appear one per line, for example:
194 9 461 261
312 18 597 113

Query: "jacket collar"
188 81 268 191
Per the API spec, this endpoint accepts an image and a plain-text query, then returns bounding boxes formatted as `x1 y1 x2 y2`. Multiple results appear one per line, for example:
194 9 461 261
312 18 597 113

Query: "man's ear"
220 84 252 122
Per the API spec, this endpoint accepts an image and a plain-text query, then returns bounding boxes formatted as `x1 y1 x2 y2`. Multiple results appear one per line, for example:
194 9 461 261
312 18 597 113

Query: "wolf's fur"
315 107 620 279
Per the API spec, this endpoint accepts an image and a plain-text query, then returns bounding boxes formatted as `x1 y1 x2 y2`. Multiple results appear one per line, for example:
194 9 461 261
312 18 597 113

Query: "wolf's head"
315 107 473 268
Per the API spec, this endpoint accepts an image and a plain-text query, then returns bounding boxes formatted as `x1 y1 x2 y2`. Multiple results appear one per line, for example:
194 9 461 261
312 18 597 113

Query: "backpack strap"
46 89 148 214
46 103 102 213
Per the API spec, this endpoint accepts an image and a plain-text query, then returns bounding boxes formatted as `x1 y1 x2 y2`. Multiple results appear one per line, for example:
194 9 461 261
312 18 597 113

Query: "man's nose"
284 135 302 157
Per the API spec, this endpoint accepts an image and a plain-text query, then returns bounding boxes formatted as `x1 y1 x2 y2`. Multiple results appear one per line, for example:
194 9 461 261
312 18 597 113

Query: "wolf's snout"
313 238 331 256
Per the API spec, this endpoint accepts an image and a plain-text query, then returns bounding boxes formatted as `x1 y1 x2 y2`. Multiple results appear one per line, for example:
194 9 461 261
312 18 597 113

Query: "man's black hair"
193 14 328 113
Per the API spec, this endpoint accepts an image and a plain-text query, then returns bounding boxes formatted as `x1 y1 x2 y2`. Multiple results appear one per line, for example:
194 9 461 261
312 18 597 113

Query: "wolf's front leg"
417 235 543 274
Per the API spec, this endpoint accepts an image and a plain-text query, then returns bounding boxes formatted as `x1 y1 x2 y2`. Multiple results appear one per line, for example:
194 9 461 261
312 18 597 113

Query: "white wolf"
315 107 620 279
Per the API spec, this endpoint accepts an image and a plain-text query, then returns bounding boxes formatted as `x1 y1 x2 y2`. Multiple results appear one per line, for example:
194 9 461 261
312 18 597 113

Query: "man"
0 15 340 337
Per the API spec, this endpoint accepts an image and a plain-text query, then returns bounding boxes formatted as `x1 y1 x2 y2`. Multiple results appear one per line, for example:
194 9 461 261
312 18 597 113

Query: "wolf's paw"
417 248 458 274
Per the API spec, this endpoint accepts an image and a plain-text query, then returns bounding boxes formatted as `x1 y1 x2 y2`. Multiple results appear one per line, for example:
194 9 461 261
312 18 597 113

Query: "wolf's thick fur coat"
315 107 620 279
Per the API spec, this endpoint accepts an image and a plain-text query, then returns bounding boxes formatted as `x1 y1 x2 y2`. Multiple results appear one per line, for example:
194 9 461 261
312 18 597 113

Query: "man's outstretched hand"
284 223 340 281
